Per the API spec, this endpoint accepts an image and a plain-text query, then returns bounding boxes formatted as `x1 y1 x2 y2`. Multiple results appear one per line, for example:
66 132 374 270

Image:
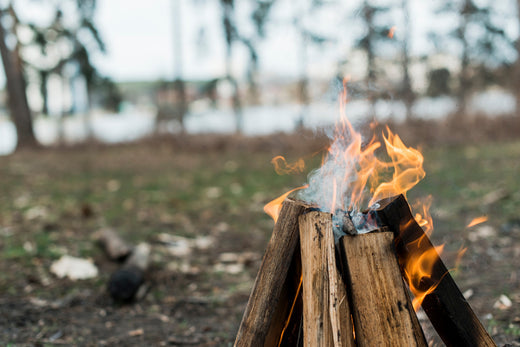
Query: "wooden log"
374 194 496 347
108 242 150 302
95 228 131 261
339 231 427 347
234 198 309 347
265 243 303 347
299 211 355 347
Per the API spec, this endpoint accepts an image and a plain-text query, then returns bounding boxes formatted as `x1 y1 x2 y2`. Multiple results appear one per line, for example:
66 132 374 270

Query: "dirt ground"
0 129 519 346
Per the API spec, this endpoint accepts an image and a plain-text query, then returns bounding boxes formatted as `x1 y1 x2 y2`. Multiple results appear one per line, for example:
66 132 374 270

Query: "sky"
2 0 517 86
90 0 435 83
92 0 227 81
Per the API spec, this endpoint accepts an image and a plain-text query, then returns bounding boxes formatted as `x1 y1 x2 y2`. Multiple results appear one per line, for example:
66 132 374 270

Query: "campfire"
234 80 496 346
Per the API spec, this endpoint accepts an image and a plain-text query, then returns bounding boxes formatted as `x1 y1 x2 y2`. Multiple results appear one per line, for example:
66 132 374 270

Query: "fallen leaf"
128 328 144 337
213 263 244 274
493 294 512 310
462 289 474 299
468 225 496 242
50 255 98 280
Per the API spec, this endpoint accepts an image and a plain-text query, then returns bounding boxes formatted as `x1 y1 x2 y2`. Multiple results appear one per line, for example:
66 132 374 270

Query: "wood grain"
340 232 427 347
374 194 496 347
234 198 309 347
299 211 355 347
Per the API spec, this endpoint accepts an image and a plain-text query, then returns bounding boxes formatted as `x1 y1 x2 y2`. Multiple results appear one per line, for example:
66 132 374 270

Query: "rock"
108 243 150 302
108 266 144 302
463 289 474 299
50 255 98 280
468 225 496 242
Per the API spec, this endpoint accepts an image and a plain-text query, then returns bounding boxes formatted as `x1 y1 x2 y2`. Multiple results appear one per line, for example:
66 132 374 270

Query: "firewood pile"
234 195 496 347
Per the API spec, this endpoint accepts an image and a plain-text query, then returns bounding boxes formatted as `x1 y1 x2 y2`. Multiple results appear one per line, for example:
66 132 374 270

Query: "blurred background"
1 0 520 346
1 0 520 153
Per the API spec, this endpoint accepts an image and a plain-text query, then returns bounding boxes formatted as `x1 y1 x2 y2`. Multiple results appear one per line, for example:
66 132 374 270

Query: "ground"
0 131 519 346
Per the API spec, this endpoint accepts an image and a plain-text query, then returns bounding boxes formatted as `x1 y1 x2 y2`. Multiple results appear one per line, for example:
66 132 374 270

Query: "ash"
331 206 380 242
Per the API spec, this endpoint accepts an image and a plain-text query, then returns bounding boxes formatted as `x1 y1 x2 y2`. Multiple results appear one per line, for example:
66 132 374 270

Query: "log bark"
96 228 131 261
234 198 309 347
374 194 496 347
299 211 355 347
339 231 427 347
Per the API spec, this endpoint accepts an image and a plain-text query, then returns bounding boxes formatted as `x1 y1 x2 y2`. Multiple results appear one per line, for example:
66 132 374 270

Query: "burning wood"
339 230 426 346
373 194 496 347
235 198 309 346
235 196 497 346
236 79 496 346
299 211 355 347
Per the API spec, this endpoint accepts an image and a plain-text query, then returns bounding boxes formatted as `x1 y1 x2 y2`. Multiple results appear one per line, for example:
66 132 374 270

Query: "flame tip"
467 216 488 228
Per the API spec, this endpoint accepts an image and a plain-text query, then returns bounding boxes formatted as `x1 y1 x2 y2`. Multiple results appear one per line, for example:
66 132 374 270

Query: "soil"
0 130 519 346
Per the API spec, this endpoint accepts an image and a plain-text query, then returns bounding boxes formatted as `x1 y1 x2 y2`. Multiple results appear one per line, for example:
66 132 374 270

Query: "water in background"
0 91 515 156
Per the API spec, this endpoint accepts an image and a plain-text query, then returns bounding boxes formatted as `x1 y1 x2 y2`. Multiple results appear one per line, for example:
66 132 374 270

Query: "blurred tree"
351 0 394 115
0 4 38 150
239 0 275 104
426 67 452 97
215 0 276 132
399 0 414 120
434 0 515 118
162 0 188 133
294 0 309 127
26 0 117 114
516 0 520 117
293 0 336 127
220 0 243 133
0 0 116 149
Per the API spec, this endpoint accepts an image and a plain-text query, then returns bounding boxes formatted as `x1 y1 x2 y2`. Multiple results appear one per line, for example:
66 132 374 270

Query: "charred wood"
374 194 496 347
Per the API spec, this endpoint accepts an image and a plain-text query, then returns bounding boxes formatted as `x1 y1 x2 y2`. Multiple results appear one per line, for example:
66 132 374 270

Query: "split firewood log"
95 228 132 261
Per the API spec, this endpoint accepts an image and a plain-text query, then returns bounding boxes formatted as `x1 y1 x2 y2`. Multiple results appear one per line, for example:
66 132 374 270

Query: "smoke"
297 123 381 239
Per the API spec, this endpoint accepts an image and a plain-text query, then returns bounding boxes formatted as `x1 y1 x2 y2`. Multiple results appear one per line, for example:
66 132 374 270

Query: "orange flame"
278 275 303 346
388 26 396 39
368 130 425 206
271 155 305 175
454 245 468 273
264 185 308 223
467 216 488 228
265 77 446 311
403 242 445 311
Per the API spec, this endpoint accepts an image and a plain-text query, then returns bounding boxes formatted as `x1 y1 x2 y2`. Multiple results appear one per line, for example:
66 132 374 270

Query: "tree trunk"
0 10 37 150
294 0 308 129
40 70 49 115
513 0 520 117
222 1 243 134
402 0 414 121
456 2 471 120
172 0 187 133
363 1 376 117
